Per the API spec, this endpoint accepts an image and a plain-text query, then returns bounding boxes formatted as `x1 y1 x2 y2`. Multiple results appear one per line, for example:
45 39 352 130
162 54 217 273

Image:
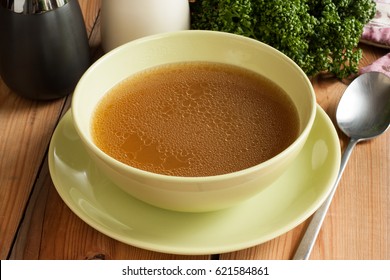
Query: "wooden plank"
3 0 98 260
79 0 101 38
0 76 66 259
1 0 102 259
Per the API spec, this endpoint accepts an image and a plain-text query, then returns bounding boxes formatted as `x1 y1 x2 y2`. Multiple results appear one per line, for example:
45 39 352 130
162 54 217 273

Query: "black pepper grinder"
0 0 90 100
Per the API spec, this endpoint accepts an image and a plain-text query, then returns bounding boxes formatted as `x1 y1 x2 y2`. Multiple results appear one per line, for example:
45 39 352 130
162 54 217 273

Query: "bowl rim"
72 30 317 183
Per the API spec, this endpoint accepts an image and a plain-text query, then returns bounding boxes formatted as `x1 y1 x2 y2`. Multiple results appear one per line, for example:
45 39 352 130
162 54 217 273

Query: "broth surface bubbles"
92 62 300 177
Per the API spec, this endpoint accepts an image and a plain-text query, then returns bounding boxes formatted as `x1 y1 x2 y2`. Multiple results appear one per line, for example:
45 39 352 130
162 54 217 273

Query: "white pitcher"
101 0 190 52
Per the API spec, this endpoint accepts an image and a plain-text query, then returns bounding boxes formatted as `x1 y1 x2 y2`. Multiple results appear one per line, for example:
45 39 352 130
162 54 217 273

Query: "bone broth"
91 62 300 177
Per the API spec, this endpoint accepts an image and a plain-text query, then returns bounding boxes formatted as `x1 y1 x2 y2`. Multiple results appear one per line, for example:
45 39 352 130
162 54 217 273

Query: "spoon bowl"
337 72 390 140
293 71 390 260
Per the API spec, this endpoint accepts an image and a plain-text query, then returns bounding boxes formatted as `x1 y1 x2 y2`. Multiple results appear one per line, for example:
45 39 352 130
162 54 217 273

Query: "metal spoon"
293 71 390 260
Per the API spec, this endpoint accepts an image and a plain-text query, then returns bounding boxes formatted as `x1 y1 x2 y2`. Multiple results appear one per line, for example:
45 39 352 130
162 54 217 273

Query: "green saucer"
48 106 340 255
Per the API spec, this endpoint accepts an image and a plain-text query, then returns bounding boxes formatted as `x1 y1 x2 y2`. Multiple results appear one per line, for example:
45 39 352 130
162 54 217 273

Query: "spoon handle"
292 138 359 260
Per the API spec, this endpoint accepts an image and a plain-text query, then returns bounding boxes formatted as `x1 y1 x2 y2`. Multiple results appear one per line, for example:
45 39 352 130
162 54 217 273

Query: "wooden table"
1 0 389 260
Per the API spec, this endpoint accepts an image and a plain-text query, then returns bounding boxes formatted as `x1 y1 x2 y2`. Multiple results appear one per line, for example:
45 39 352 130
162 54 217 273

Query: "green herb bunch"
190 0 376 78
